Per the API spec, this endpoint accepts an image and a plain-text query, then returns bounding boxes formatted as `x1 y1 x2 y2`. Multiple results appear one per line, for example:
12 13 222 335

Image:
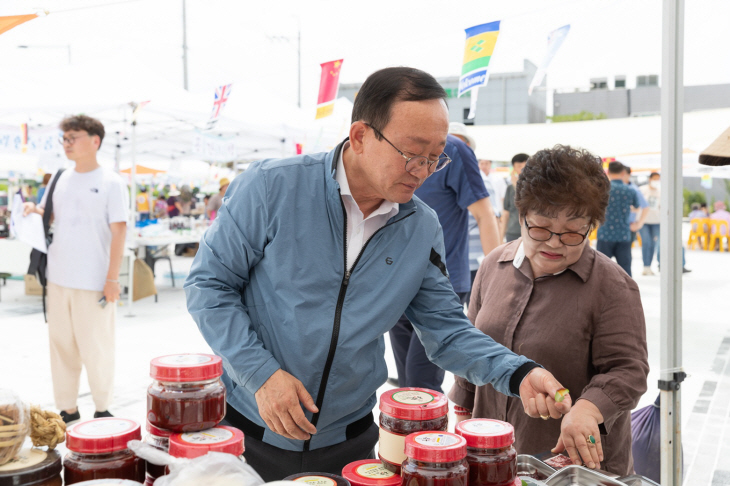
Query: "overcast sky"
1 0 728 114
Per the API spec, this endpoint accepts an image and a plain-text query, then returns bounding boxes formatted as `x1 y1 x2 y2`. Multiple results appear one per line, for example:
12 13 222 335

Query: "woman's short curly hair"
515 145 610 226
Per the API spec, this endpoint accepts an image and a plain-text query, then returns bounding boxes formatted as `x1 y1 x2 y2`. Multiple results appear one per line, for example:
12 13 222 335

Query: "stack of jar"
376 388 518 486
144 353 242 485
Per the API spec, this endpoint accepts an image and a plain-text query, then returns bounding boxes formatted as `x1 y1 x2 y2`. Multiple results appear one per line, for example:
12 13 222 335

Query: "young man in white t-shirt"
23 115 129 424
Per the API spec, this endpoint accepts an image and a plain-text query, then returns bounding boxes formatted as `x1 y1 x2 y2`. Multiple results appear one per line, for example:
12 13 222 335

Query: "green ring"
587 435 596 444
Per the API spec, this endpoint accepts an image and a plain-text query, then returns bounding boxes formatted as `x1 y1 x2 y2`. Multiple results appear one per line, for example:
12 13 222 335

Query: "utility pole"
297 26 301 108
182 0 189 90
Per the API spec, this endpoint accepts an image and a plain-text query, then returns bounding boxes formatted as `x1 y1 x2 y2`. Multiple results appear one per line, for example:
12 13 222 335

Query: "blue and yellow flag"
458 21 500 97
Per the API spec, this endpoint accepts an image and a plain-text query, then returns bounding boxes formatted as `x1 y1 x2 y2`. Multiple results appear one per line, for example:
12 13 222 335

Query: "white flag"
528 24 570 95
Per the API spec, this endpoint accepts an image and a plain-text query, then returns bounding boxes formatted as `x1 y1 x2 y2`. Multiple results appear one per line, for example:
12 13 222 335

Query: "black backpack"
27 169 65 321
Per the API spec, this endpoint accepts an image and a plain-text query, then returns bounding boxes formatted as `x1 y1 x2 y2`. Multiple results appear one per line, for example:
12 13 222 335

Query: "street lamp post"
267 19 302 109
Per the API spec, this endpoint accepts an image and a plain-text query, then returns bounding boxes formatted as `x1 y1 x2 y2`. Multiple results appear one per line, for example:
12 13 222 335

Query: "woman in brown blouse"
449 146 649 475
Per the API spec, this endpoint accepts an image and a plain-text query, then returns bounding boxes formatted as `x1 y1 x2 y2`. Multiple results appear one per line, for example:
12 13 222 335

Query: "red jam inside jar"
0 448 63 486
143 422 171 482
168 425 244 460
401 432 468 486
341 460 401 486
455 419 516 486
63 418 145 485
147 354 226 433
378 388 448 474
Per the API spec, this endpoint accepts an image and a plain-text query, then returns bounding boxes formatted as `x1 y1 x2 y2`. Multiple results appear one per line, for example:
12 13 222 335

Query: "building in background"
339 60 546 126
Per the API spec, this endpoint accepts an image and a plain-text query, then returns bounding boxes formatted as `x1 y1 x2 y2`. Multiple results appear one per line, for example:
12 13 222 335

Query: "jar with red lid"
147 354 226 433
168 425 244 460
401 432 468 486
0 448 62 486
378 388 448 473
455 419 516 486
342 460 401 486
63 418 145 485
283 472 351 486
142 421 171 484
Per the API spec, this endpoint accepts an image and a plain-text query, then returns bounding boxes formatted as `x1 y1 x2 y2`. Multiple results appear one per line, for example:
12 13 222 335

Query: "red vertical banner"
316 59 343 119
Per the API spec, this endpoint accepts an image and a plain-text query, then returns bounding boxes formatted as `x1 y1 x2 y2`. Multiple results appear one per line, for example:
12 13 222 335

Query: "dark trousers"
221 404 378 481
389 292 469 394
596 240 633 276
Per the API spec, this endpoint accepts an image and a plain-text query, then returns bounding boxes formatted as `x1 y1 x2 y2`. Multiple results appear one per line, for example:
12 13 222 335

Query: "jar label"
391 390 434 405
414 433 460 447
76 419 134 436
0 448 46 471
294 476 337 486
356 463 396 479
158 354 212 365
378 427 407 465
461 420 506 435
181 427 234 444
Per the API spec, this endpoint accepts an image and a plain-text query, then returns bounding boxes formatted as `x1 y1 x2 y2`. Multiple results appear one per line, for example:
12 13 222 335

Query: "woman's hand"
551 399 604 469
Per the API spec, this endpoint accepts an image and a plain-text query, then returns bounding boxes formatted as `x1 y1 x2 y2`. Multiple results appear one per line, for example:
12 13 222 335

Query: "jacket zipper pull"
344 271 351 286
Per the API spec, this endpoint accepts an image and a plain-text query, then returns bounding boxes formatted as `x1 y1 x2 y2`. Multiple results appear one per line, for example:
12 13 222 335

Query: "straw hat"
219 177 230 189
448 122 476 150
700 126 730 166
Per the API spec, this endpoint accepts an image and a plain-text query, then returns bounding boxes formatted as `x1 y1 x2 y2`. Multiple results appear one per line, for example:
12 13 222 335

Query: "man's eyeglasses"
366 124 451 174
524 219 591 246
58 134 91 146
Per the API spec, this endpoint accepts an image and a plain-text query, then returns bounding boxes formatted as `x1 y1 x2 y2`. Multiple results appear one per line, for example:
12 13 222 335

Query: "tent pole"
127 120 137 317
660 0 684 484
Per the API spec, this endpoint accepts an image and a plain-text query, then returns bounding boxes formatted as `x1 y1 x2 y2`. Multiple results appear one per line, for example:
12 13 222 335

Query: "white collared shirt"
336 142 399 271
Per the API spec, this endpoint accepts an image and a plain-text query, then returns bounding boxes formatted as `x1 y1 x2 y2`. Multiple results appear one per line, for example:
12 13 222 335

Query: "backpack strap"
41 168 65 243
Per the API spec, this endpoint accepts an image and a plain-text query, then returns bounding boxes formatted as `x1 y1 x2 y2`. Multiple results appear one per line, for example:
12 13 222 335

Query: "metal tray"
517 454 557 481
617 475 661 486
545 465 628 486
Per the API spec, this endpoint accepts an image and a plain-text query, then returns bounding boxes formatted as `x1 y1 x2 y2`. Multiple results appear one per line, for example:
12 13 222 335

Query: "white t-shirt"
40 167 129 291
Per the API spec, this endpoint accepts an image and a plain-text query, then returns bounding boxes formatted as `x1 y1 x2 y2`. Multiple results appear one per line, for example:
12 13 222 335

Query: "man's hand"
22 202 37 217
552 400 604 469
255 369 319 440
519 368 572 418
629 222 643 232
103 280 121 303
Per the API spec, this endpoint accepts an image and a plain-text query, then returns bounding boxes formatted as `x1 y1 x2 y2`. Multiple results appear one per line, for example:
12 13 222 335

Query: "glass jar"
455 419 516 486
401 432 468 486
378 387 448 473
0 448 62 486
63 418 145 485
283 472 352 486
168 425 244 460
142 422 171 482
341 459 401 486
147 354 226 433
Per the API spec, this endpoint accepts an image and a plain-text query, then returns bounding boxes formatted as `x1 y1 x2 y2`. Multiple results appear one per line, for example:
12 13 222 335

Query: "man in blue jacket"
185 67 572 480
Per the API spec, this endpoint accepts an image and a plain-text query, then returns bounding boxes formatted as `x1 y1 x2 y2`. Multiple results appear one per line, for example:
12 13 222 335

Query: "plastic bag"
129 439 265 486
631 393 683 483
0 389 30 465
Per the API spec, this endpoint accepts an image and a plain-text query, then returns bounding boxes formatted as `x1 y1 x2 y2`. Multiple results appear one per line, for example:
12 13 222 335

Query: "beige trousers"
47 282 115 411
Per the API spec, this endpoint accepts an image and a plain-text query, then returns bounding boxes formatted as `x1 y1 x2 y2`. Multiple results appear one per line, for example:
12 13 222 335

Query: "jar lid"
404 431 467 463
168 425 244 459
71 481 144 485
150 354 223 382
0 448 62 485
283 472 351 486
455 418 515 449
378 388 448 421
66 418 142 454
146 421 172 438
341 460 400 486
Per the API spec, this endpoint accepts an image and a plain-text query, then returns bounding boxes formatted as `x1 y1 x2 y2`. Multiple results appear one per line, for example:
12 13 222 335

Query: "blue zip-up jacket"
184 141 538 452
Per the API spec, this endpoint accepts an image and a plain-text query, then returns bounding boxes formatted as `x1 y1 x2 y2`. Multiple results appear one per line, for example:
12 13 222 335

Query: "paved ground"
1 228 729 484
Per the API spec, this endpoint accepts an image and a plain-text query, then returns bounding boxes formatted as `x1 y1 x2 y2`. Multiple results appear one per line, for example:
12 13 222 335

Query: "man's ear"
349 121 367 155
